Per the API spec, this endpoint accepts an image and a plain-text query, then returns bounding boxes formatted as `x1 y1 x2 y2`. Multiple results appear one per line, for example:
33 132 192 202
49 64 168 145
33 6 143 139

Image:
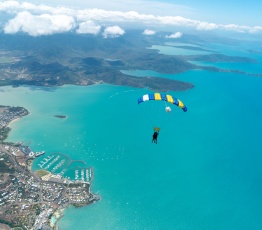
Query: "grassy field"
35 169 49 177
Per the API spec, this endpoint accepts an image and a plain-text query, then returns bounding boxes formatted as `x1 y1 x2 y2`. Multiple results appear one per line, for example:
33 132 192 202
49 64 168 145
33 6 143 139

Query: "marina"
44 156 60 169
74 168 93 182
35 152 94 184
81 169 84 181
37 153 89 182
51 159 66 173
38 155 55 168
75 170 79 180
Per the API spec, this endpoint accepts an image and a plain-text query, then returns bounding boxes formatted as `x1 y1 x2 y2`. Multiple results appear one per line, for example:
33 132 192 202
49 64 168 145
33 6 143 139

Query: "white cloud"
4 11 75 36
143 29 156 35
19 0 194 18
1 1 262 36
102 26 125 38
75 9 157 25
165 32 182 38
76 21 101 34
249 26 262 34
195 22 218 30
0 0 20 12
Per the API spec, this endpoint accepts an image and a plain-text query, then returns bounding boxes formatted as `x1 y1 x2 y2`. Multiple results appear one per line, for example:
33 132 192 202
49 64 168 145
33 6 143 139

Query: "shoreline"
52 208 65 229
1 108 99 229
7 117 20 127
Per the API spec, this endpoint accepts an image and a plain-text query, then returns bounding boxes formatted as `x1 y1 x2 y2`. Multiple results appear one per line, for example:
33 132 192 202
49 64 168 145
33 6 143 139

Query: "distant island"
54 115 67 119
0 106 99 229
0 31 260 92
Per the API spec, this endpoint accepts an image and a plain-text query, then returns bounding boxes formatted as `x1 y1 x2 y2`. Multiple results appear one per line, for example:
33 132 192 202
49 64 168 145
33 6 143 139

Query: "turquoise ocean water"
1 40 262 229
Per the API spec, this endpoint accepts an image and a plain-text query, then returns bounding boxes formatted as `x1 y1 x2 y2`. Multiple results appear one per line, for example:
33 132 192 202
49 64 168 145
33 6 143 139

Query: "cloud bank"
0 1 262 36
4 11 75 36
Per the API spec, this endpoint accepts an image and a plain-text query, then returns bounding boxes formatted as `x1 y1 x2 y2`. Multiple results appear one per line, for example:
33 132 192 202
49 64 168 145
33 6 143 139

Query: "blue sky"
0 0 261 37
165 0 261 26
181 0 261 26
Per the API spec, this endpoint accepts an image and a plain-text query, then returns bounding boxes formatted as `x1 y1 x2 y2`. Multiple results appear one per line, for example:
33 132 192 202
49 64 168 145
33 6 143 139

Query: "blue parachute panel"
138 93 187 112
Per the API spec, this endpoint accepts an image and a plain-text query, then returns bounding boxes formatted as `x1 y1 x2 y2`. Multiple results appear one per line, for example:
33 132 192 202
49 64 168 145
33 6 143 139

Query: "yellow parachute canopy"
138 93 187 112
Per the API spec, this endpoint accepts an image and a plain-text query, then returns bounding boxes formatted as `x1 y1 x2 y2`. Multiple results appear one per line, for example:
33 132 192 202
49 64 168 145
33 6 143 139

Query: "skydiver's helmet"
165 106 171 112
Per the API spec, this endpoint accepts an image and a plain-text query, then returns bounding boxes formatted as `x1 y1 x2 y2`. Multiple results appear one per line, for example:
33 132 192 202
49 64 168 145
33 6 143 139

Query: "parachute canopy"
138 93 187 112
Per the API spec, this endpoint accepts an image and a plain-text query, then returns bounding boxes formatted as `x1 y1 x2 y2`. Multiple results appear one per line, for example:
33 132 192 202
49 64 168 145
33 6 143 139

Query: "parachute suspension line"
137 93 187 134
147 97 156 130
153 99 162 132
153 99 156 128
161 101 168 132
152 99 159 131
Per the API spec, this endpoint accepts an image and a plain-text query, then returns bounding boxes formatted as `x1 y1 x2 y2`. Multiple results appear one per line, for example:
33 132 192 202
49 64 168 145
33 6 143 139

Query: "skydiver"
152 131 159 144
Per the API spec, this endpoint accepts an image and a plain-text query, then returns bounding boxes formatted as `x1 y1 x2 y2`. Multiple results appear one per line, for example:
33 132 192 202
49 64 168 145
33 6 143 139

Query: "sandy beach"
7 117 20 127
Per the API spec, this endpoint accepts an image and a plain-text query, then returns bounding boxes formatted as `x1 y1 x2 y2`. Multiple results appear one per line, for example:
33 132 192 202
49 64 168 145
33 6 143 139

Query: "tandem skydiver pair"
137 93 187 144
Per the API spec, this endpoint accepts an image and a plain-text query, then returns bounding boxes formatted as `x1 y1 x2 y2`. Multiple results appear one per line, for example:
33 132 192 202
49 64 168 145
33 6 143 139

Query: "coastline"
0 106 100 229
52 208 65 229
7 117 20 127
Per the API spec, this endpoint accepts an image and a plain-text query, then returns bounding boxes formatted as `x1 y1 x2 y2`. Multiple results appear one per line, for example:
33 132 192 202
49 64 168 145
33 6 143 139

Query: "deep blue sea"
1 39 262 229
